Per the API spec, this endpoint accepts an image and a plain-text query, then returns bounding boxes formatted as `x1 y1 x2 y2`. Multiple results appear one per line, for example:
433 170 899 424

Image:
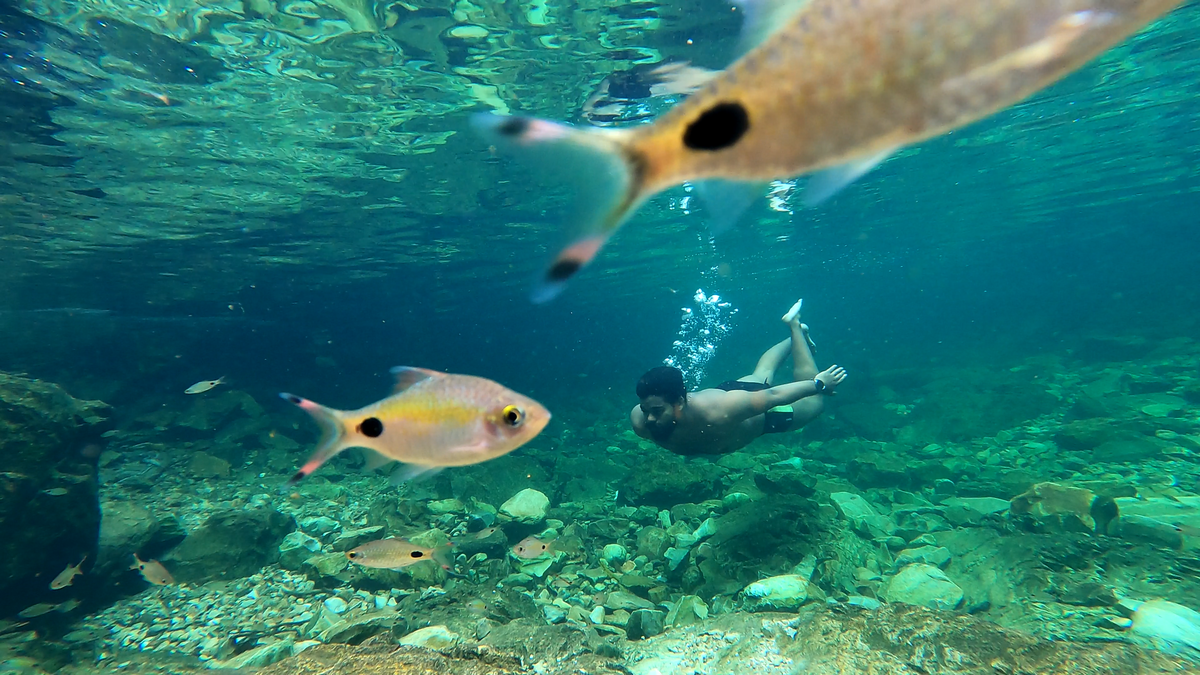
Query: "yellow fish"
511 536 554 560
49 555 86 590
346 538 456 570
185 376 225 394
474 0 1186 301
281 367 550 484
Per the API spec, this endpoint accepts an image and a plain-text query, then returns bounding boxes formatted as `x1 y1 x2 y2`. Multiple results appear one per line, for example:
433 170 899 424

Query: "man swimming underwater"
631 299 846 456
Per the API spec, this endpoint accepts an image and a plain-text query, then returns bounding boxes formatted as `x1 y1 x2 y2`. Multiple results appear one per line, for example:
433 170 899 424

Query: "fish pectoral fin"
802 148 896 207
388 463 442 485
471 114 640 303
389 366 443 393
361 449 394 472
693 180 767 237
731 0 814 58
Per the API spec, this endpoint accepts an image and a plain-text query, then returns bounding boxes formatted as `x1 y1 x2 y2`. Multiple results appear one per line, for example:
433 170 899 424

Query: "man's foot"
800 323 817 352
782 299 803 324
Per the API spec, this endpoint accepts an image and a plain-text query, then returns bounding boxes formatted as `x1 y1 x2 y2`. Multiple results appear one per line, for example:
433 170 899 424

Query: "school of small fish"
281 366 550 485
475 0 1187 301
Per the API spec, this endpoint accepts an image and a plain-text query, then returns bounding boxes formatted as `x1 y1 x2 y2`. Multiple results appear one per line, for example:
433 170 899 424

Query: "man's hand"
816 365 847 393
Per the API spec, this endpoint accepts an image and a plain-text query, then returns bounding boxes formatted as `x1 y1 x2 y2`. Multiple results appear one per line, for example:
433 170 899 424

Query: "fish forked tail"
471 114 644 303
280 393 348 486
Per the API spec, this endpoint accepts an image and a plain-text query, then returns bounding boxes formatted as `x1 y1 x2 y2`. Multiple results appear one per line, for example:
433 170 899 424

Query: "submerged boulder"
163 507 295 583
0 373 109 616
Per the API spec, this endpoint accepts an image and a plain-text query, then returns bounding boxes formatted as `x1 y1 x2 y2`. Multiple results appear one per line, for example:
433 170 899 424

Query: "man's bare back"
630 299 847 456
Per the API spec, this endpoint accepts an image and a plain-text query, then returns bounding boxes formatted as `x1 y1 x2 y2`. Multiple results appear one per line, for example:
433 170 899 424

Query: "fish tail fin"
432 542 457 570
471 114 645 302
280 393 350 485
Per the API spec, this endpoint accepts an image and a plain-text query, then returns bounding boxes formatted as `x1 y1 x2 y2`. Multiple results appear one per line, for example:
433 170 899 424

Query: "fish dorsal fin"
731 0 813 57
389 366 442 393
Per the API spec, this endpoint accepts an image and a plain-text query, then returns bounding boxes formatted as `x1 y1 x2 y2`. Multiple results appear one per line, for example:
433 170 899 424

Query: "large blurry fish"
346 538 455 570
474 0 1186 301
281 367 550 485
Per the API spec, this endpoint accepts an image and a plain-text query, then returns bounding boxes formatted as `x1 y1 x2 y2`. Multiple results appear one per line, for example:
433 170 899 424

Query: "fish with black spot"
281 367 550 484
474 0 1186 302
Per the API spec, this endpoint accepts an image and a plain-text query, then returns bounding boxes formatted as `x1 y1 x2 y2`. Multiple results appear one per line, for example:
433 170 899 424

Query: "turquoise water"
2 0 1200 672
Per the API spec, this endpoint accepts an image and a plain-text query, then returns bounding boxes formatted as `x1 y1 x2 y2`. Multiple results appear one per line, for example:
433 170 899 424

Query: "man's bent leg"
739 338 791 386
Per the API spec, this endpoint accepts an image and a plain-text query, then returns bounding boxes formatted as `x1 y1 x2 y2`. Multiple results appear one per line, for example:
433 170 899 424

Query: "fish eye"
502 405 524 427
348 551 360 559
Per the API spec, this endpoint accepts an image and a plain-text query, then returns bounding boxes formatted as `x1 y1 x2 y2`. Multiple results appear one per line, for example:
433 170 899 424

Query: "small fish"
474 0 1187 301
469 527 501 540
511 536 554 560
464 598 488 615
281 367 550 485
131 554 175 586
55 598 82 613
185 376 225 394
49 555 87 590
346 538 455 571
41 487 69 496
17 603 59 619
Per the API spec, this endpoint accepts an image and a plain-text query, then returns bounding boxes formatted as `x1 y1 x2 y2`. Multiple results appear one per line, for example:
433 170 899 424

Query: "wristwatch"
813 377 827 393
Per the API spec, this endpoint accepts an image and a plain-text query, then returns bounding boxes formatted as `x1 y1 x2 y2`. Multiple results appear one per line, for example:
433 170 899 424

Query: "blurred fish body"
185 376 225 394
346 538 455 570
474 0 1186 301
281 367 550 485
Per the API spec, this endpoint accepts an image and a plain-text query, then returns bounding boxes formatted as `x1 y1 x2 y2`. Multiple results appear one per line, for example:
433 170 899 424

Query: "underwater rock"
625 609 666 640
260 602 1193 675
752 467 816 496
163 507 296 583
316 609 398 644
187 451 231 478
427 498 465 515
602 543 628 566
846 452 910 489
605 590 655 612
499 488 550 524
331 525 384 552
209 639 295 669
1108 495 1200 550
940 496 1009 527
95 499 185 578
1117 598 1200 657
894 545 951 569
829 491 896 539
1009 482 1117 535
665 595 709 627
400 625 462 651
623 455 723 508
0 372 108 616
1056 581 1118 607
741 574 811 612
304 551 350 578
1092 436 1165 463
884 563 963 611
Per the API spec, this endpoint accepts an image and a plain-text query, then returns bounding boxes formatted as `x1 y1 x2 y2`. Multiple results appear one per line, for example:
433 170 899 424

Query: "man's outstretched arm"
710 365 847 424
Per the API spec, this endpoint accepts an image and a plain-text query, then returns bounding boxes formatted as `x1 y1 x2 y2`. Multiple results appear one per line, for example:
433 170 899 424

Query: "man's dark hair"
636 366 687 404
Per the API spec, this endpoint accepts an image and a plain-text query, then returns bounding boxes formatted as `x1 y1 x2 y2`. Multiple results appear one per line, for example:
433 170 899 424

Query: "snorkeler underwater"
1 0 1199 673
